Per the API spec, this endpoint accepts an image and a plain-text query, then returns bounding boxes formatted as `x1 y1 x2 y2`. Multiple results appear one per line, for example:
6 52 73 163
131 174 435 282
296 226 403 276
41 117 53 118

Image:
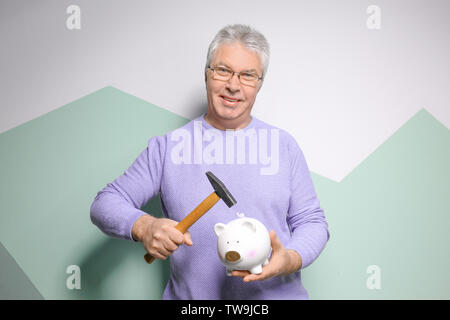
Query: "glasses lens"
214 67 232 80
239 72 259 86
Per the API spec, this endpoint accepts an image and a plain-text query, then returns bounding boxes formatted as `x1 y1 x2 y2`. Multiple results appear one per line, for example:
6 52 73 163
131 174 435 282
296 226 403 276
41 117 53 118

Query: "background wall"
0 0 449 299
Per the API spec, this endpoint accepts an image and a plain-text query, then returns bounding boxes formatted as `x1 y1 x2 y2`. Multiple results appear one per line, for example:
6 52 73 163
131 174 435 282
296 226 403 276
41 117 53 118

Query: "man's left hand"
231 230 302 282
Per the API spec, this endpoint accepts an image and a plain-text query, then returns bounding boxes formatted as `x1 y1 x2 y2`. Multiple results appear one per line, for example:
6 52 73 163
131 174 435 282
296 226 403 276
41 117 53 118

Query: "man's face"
205 41 263 129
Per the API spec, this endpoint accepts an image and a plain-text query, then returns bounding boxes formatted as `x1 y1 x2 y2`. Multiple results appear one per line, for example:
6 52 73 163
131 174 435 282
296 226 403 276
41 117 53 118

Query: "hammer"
144 171 237 264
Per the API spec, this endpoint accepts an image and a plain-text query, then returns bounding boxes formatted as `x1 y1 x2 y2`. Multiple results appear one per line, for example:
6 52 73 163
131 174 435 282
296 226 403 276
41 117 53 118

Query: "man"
90 24 329 299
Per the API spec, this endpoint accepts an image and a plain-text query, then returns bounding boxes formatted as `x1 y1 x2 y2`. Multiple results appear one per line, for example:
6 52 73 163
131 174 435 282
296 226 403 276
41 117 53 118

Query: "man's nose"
225 73 241 92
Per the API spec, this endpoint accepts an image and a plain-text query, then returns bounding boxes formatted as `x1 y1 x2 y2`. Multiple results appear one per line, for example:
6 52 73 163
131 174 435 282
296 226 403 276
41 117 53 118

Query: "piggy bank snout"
225 250 241 262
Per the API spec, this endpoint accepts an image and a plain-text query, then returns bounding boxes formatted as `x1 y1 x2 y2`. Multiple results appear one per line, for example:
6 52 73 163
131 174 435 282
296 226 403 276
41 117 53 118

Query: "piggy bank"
214 214 271 276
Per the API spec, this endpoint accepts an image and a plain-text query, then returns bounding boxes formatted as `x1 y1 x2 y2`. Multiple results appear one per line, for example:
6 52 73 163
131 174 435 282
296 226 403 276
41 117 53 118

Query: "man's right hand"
132 215 193 260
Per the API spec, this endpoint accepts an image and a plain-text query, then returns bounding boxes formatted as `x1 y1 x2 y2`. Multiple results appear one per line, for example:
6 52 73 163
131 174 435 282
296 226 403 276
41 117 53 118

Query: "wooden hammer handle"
144 192 220 264
175 191 220 233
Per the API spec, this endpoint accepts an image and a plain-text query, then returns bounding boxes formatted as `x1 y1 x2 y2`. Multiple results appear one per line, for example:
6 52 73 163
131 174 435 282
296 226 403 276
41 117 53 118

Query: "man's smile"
220 95 241 107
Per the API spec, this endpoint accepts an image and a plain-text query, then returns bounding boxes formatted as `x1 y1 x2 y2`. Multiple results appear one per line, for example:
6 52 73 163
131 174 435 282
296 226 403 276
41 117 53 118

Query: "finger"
157 244 173 258
146 246 168 260
242 258 281 282
147 240 173 259
269 230 283 251
243 274 260 282
153 252 168 260
232 270 250 278
151 231 177 254
243 268 274 282
162 239 178 252
164 225 184 246
184 231 193 246
244 274 266 282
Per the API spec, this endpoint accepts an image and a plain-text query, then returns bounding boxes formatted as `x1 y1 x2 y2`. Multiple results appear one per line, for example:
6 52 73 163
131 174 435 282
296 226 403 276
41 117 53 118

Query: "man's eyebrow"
215 62 232 69
242 68 258 73
215 62 258 73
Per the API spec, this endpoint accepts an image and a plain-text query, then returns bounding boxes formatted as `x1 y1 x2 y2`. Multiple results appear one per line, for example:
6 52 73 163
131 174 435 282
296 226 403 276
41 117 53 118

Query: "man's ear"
257 80 263 92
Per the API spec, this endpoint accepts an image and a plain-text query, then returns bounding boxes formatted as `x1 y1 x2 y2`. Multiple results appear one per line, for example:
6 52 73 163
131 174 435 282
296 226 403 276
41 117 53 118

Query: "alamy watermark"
66 5 81 30
367 5 381 30
366 264 381 290
66 265 81 290
170 121 280 175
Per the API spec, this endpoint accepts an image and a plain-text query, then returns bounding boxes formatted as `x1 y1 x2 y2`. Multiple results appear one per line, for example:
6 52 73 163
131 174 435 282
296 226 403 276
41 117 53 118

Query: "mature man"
90 24 329 299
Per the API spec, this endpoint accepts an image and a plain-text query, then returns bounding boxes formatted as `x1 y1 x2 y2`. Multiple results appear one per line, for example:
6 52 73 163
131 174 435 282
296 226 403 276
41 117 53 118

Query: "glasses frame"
207 65 263 87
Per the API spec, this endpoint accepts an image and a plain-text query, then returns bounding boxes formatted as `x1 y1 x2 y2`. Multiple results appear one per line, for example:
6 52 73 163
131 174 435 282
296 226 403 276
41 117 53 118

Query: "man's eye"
217 67 230 73
241 73 257 80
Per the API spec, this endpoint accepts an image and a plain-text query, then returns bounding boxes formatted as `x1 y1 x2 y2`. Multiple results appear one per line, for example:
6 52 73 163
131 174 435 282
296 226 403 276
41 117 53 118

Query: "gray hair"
205 24 270 80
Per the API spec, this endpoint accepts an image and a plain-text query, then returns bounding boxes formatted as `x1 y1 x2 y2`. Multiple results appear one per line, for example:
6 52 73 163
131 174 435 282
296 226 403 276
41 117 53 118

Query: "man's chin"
214 106 243 120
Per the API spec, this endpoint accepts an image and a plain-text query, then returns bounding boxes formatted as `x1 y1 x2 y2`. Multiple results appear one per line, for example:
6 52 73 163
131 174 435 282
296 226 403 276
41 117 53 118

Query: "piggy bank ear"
241 220 257 233
214 223 226 236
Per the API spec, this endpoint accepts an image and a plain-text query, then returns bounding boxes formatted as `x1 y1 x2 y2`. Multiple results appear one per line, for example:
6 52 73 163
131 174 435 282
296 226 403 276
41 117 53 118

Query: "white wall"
1 0 449 182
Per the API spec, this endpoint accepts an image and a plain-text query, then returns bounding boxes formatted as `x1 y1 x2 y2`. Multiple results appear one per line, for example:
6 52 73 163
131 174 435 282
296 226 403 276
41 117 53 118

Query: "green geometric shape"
304 109 450 299
0 241 43 299
0 86 189 299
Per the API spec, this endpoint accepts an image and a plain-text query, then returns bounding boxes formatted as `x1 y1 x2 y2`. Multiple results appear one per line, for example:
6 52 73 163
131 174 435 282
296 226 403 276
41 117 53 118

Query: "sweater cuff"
125 208 148 242
285 226 329 270
285 243 312 270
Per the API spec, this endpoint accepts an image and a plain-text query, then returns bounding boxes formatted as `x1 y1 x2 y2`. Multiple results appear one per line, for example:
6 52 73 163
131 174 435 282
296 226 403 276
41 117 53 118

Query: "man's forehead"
211 42 262 73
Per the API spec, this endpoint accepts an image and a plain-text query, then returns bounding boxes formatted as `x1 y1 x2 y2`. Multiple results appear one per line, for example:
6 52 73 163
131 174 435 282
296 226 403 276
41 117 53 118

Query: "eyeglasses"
208 65 262 87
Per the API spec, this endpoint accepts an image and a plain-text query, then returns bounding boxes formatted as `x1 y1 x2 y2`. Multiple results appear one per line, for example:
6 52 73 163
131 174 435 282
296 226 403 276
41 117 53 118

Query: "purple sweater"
90 114 329 299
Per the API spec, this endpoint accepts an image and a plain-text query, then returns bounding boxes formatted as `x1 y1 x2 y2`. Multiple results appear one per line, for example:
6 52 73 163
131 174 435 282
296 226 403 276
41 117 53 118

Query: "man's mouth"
220 95 241 106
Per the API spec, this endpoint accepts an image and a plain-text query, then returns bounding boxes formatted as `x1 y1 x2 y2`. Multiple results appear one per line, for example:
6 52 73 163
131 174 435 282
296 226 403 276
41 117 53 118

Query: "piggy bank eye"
236 241 239 244
226 241 229 244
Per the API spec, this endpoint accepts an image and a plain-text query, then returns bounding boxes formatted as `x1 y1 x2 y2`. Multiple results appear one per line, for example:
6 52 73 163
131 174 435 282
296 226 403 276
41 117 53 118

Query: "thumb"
184 231 193 246
269 230 283 251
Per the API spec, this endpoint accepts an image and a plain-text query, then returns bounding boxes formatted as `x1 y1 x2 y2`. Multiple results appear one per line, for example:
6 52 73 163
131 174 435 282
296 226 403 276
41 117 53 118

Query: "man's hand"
231 230 302 282
132 215 193 260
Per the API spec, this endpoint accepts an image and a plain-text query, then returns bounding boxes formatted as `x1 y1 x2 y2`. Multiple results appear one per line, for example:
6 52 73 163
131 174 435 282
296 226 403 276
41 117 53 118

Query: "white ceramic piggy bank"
214 215 271 276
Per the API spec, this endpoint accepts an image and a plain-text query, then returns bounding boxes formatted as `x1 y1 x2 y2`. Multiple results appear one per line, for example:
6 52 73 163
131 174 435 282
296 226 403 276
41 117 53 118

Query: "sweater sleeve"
285 137 330 269
90 136 165 241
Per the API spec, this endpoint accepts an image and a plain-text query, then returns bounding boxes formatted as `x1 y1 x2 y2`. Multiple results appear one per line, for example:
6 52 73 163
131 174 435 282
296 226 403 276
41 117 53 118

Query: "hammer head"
206 171 237 208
